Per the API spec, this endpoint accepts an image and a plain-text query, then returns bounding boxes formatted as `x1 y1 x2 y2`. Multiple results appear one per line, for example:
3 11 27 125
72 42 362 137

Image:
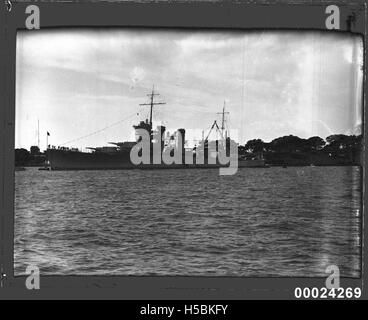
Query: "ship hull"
47 149 134 170
47 149 268 170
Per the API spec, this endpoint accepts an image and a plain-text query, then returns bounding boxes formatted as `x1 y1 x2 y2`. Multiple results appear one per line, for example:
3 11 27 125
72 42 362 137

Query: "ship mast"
205 103 230 142
205 120 222 141
217 101 229 139
139 85 166 131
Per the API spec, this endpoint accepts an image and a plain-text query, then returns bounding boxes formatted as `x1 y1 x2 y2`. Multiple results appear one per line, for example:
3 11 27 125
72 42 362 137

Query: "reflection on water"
14 166 361 276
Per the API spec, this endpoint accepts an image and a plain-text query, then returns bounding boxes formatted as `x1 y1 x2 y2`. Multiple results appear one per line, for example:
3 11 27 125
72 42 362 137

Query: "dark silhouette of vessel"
46 87 267 170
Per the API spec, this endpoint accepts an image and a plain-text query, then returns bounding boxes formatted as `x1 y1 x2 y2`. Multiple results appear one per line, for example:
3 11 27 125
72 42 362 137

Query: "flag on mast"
46 131 50 150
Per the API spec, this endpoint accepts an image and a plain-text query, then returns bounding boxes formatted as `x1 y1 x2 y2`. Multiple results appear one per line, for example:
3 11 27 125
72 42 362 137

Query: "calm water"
14 166 361 277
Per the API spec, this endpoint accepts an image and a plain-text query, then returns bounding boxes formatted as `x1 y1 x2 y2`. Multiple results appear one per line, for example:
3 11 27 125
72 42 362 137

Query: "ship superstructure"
46 87 266 170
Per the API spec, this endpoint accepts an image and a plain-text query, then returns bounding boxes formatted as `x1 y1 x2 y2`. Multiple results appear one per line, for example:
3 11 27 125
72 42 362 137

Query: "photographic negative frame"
0 0 367 300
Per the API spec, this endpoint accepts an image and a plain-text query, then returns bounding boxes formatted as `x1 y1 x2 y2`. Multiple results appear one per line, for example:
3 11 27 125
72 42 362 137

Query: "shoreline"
15 164 362 171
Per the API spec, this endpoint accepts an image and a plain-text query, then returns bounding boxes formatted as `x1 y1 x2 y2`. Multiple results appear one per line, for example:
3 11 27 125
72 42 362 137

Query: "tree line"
15 133 363 167
239 134 362 166
15 146 45 167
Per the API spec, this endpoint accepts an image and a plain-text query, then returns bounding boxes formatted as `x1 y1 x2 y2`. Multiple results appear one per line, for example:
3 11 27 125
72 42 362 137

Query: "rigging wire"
60 112 139 146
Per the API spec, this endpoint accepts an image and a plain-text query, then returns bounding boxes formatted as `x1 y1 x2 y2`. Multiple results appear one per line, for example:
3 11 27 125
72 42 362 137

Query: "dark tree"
30 145 40 155
323 134 362 164
306 136 326 151
326 134 348 146
244 139 265 153
325 134 356 153
269 135 306 153
15 148 30 166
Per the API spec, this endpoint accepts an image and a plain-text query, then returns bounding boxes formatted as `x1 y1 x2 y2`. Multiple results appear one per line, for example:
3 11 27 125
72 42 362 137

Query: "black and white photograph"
14 28 363 278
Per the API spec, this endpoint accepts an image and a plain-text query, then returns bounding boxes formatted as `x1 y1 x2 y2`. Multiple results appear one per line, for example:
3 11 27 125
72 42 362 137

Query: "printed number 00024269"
294 287 361 299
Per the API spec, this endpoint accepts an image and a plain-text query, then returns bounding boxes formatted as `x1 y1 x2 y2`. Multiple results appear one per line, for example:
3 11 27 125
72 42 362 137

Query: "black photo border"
0 0 366 300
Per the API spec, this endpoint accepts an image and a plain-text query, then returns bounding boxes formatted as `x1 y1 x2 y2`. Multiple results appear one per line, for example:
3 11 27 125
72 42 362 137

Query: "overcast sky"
16 29 363 150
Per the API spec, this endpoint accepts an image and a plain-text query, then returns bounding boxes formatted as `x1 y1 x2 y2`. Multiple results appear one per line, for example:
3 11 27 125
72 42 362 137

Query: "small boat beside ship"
45 88 268 171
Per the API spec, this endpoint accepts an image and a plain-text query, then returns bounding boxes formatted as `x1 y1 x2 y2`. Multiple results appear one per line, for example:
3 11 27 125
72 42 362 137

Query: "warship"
46 87 267 170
